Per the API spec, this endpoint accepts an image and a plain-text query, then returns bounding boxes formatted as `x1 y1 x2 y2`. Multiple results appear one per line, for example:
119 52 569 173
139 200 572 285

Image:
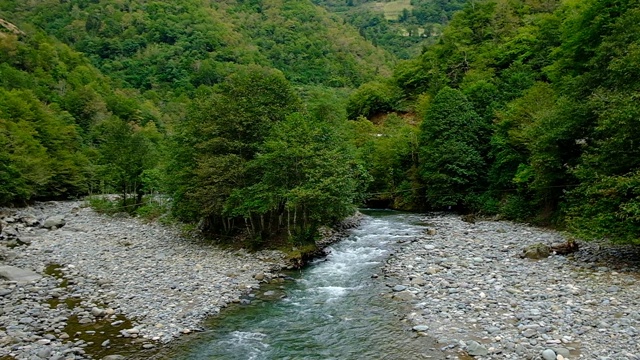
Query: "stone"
521 243 551 260
426 267 439 275
461 214 476 224
37 348 52 359
606 286 620 293
91 307 106 317
0 265 42 283
101 339 110 347
410 277 427 286
392 290 415 301
467 340 488 356
43 215 66 229
392 285 406 292
522 328 537 338
553 347 571 358
102 356 125 360
542 349 557 360
412 325 429 332
0 288 13 296
254 273 265 281
21 215 40 227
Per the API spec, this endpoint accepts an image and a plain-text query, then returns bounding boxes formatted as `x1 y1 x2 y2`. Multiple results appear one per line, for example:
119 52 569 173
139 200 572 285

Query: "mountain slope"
0 0 394 92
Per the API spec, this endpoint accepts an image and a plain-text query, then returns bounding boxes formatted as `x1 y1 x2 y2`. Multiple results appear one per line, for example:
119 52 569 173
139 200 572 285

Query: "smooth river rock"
0 265 42 283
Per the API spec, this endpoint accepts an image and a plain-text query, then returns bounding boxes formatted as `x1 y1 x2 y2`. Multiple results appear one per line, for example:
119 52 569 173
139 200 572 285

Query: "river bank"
383 213 640 359
0 201 293 360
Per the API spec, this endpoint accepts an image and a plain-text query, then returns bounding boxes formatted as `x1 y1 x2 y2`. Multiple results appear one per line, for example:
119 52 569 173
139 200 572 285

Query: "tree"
95 117 156 205
418 87 485 208
170 66 301 230
226 112 367 243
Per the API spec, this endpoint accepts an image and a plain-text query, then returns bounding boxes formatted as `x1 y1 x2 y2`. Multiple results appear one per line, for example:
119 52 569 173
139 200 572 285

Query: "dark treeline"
349 0 640 243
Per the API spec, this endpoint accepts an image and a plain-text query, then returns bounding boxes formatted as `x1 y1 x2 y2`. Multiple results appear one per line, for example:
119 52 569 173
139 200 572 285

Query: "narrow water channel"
160 211 445 360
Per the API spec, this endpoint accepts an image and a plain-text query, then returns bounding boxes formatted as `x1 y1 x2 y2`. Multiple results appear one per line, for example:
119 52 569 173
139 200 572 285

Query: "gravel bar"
383 214 640 360
0 201 287 359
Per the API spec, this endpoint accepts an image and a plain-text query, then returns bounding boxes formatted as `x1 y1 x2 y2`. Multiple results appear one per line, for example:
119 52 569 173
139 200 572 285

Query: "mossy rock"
521 243 551 260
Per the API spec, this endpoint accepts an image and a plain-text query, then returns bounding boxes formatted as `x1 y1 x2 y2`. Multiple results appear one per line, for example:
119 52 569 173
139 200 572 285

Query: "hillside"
0 0 384 245
313 0 466 58
0 0 394 92
346 0 640 243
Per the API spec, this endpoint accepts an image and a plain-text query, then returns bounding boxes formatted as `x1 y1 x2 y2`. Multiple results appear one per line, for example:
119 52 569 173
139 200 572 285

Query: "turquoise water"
159 211 445 360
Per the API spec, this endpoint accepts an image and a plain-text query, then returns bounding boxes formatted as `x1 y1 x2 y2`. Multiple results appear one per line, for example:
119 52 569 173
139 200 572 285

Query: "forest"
1 0 639 246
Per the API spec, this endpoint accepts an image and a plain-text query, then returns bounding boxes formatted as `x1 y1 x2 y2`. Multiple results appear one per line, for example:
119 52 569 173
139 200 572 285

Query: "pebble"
0 200 291 359
542 349 556 360
412 325 429 332
467 340 489 356
384 213 640 359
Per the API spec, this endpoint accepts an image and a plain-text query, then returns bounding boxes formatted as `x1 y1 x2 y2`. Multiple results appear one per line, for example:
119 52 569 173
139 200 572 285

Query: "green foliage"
1 0 391 90
418 87 484 208
314 0 466 58
346 80 398 119
0 24 168 205
347 114 419 210
362 0 640 242
169 66 365 245
135 198 171 222
92 117 158 205
0 87 89 203
87 196 123 215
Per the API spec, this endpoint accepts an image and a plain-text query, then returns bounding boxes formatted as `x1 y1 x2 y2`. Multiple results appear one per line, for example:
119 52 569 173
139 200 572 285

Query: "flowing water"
160 210 445 360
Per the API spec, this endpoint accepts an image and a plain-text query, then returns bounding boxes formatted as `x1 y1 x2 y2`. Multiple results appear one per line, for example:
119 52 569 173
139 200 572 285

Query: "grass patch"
383 0 413 20
86 195 171 222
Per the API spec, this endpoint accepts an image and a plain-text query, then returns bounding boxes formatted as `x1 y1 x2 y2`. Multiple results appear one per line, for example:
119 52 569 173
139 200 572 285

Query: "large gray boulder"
43 215 66 229
0 265 42 283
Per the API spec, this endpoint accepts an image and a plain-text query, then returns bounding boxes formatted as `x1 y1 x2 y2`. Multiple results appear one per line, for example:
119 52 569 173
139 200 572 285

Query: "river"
157 210 446 360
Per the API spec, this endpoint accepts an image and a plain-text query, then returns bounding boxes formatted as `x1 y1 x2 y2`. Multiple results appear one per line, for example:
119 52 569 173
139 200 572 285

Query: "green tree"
418 87 484 208
94 117 156 206
227 112 367 243
170 66 301 230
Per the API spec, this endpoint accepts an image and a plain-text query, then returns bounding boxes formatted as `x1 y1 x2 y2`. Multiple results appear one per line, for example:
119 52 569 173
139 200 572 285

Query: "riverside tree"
418 87 485 208
170 65 366 244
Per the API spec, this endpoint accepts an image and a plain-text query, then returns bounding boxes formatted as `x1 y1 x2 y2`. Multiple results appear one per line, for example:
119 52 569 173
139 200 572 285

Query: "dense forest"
348 0 640 243
1 0 639 246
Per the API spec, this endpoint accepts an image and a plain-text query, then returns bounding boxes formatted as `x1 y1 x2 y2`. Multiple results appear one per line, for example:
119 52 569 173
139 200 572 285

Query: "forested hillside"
0 0 386 246
2 0 640 246
0 19 161 204
350 0 640 243
313 0 466 58
1 0 392 90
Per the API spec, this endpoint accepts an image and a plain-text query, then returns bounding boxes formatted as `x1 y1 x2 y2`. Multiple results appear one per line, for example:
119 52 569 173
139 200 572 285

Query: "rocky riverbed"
0 201 290 360
383 214 640 360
